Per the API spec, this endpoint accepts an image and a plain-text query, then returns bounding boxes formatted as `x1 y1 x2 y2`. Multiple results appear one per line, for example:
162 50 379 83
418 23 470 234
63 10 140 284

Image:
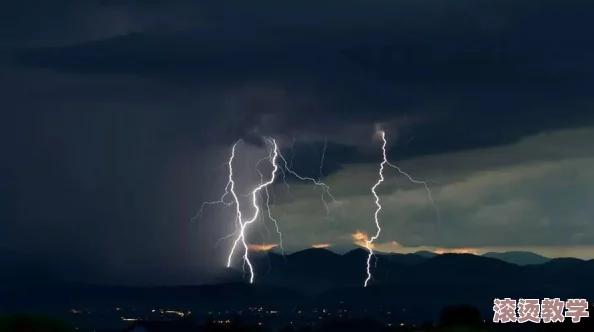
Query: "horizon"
248 244 594 260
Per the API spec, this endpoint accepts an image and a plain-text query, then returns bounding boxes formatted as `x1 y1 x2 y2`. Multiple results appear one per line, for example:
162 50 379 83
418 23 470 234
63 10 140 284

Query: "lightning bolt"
255 154 285 257
197 136 340 284
226 138 279 283
275 137 339 219
191 142 241 249
276 149 339 219
319 137 327 181
365 131 387 287
386 161 442 224
364 130 441 287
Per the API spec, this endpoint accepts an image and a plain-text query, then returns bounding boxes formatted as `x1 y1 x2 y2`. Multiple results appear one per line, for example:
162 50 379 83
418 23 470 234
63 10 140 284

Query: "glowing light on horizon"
248 243 279 251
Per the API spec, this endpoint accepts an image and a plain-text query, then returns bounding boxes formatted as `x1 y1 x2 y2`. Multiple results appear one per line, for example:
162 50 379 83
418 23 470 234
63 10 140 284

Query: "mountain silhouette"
413 250 438 258
482 251 551 265
2 248 593 324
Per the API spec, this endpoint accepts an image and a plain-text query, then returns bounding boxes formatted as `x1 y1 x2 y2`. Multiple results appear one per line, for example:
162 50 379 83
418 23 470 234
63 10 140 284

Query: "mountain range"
246 248 590 293
2 248 593 322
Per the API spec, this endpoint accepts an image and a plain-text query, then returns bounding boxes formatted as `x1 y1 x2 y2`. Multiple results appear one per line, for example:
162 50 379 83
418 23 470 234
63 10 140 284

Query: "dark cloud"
11 0 594 164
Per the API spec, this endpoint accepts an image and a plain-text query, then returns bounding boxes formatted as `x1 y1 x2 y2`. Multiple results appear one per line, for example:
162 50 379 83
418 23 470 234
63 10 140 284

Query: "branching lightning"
255 154 285 257
196 128 438 287
193 141 241 248
365 129 441 287
226 139 280 283
276 149 338 219
197 137 339 284
365 131 387 287
276 138 339 219
386 160 442 224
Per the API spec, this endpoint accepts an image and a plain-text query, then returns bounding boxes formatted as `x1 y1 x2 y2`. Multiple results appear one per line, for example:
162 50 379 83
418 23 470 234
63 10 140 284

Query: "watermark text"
493 298 589 323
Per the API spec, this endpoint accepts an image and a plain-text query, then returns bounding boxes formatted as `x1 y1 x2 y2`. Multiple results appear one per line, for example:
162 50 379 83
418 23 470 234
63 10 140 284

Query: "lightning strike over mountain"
365 129 441 287
196 137 339 284
226 138 280 283
255 154 285 256
365 130 387 287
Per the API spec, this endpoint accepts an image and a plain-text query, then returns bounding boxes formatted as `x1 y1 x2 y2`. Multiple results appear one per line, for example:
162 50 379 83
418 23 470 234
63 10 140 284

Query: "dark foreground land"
0 303 592 332
1 249 593 330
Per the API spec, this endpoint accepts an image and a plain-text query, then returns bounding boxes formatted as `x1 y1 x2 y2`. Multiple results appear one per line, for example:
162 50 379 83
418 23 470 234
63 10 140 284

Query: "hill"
2 248 592 318
482 251 550 265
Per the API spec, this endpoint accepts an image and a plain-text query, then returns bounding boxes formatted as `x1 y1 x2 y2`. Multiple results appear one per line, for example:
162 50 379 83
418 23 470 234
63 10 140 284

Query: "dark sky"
1 0 594 285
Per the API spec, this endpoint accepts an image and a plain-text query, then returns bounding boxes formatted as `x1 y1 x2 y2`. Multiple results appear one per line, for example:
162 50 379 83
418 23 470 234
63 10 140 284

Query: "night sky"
1 0 594 285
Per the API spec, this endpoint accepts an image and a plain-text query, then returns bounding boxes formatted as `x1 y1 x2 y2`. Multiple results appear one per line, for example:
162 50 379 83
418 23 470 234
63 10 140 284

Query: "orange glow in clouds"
433 248 480 255
312 243 331 249
247 243 278 251
350 231 478 255
352 231 371 248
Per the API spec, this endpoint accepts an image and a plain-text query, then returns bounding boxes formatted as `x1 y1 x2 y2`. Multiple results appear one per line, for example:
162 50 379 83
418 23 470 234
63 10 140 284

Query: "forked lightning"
197 137 339 283
226 139 280 283
365 130 388 287
197 130 438 287
365 129 441 287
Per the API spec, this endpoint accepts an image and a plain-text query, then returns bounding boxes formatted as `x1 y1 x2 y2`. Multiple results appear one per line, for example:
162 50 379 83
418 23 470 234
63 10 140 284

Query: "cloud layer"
251 128 594 257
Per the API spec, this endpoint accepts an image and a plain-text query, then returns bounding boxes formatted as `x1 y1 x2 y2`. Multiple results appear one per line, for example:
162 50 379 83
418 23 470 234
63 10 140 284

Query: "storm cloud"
1 0 593 284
